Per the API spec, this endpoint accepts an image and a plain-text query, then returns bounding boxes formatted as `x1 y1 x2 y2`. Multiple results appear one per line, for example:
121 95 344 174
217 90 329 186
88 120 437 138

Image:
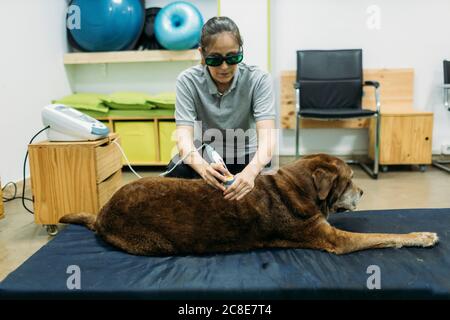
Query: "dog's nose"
359 189 364 196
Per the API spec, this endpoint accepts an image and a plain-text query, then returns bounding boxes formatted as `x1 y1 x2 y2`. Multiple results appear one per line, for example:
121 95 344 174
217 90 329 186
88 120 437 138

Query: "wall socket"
442 144 450 155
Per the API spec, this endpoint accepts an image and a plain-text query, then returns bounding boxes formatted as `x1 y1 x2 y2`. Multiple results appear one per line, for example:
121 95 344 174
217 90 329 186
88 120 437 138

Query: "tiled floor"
1 158 450 281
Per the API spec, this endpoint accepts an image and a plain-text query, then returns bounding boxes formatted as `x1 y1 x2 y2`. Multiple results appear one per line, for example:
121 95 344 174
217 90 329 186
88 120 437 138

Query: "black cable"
21 126 50 214
2 182 17 201
2 181 33 202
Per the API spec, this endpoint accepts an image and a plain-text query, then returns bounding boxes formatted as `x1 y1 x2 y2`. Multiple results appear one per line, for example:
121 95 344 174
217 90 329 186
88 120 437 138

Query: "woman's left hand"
223 168 258 201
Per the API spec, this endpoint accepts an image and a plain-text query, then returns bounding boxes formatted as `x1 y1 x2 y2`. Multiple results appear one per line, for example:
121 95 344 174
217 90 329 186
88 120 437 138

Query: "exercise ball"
136 7 164 50
154 1 204 50
67 0 145 52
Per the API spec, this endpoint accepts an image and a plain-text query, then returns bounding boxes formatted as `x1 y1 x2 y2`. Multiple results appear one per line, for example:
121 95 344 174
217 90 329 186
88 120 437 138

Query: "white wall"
0 0 71 184
220 0 270 72
271 0 450 155
70 61 198 93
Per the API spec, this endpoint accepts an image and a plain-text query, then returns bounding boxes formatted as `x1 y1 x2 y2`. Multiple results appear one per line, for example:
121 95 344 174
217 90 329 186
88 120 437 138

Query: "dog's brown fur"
60 154 438 255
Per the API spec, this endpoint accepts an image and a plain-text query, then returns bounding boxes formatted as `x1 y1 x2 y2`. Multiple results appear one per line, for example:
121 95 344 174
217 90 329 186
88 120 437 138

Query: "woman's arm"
176 125 230 191
224 119 276 201
175 125 207 173
245 119 277 176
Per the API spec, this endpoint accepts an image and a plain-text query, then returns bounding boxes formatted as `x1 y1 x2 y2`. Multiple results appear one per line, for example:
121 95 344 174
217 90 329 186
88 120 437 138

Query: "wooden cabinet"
369 108 433 165
28 133 123 225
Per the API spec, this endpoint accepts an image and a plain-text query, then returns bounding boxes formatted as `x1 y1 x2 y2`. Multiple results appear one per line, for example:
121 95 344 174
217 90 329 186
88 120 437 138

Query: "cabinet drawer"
97 169 123 209
95 136 123 183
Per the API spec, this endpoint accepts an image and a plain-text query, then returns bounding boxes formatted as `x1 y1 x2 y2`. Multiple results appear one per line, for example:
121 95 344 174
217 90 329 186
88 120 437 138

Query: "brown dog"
60 154 438 255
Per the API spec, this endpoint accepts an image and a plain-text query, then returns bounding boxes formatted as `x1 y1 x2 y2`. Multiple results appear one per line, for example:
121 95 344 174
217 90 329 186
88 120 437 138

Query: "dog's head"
301 154 363 215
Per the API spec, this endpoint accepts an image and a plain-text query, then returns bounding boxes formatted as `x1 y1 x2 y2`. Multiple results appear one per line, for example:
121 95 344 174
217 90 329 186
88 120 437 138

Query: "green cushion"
104 92 156 110
81 109 175 118
108 109 175 117
52 93 109 113
53 91 176 112
146 92 176 109
78 110 111 118
104 101 155 110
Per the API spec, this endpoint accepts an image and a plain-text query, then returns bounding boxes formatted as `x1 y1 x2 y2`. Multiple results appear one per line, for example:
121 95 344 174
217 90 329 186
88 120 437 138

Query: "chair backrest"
296 49 363 109
444 60 450 84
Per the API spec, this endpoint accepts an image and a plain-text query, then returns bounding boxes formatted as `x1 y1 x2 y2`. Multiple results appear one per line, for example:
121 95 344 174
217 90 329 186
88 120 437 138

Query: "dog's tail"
59 212 96 232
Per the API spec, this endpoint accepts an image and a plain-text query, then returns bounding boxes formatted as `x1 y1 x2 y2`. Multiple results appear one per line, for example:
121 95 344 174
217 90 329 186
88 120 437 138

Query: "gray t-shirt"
175 63 275 159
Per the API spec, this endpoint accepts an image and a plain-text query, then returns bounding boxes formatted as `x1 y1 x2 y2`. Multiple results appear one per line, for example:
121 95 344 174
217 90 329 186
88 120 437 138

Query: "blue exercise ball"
154 1 204 50
67 0 144 52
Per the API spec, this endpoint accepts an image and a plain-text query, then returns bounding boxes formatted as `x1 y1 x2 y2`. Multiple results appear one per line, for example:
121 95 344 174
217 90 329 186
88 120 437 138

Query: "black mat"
1 209 449 299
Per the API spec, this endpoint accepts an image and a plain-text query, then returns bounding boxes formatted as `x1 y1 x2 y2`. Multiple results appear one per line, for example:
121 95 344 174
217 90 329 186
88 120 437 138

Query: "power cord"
112 140 208 179
21 126 50 214
112 140 142 179
159 143 207 177
1 181 33 202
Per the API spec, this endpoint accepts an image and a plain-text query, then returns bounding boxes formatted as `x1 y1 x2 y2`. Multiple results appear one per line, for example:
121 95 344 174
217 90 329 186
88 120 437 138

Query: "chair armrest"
364 80 380 89
294 82 301 113
444 85 450 110
364 80 381 113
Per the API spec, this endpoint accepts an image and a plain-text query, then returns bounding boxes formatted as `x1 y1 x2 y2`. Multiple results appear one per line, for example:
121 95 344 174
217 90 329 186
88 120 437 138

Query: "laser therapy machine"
42 104 110 141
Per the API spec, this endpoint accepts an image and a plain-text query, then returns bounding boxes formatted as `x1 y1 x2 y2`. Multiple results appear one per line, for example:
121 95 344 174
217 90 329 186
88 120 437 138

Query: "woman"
165 16 276 201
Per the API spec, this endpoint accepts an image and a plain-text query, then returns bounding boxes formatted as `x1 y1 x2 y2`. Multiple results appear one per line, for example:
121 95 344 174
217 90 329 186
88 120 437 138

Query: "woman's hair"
200 16 243 52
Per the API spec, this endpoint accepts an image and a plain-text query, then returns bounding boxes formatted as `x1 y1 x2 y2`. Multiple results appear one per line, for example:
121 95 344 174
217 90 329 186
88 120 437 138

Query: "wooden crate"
28 133 123 225
369 107 433 165
280 68 415 129
0 178 4 219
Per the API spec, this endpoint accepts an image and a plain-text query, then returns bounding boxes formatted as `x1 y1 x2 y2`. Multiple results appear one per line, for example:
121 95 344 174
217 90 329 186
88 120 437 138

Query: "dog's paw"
410 232 439 247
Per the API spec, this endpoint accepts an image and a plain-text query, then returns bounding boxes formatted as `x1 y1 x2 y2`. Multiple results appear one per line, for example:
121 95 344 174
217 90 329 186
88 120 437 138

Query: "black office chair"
294 49 381 179
432 60 450 173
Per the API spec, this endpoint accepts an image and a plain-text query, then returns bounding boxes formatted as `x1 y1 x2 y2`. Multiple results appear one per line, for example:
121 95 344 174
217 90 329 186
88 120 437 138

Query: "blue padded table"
1 208 449 300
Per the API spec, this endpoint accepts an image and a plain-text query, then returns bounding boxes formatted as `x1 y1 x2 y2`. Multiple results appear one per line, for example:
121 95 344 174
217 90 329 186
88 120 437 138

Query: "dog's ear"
312 167 337 200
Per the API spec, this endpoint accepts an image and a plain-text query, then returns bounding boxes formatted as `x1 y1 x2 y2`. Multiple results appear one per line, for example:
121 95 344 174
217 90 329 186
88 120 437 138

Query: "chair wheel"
381 165 389 173
419 165 427 172
45 225 58 236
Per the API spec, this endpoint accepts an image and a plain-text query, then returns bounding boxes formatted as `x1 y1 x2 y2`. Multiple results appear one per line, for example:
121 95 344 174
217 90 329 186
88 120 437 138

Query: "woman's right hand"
199 163 232 192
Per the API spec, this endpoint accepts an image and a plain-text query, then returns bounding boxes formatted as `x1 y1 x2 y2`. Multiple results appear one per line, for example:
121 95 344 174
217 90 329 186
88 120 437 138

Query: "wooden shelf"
64 49 201 65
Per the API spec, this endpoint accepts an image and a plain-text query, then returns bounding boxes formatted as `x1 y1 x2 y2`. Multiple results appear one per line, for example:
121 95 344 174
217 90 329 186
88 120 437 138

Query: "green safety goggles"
203 49 244 67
